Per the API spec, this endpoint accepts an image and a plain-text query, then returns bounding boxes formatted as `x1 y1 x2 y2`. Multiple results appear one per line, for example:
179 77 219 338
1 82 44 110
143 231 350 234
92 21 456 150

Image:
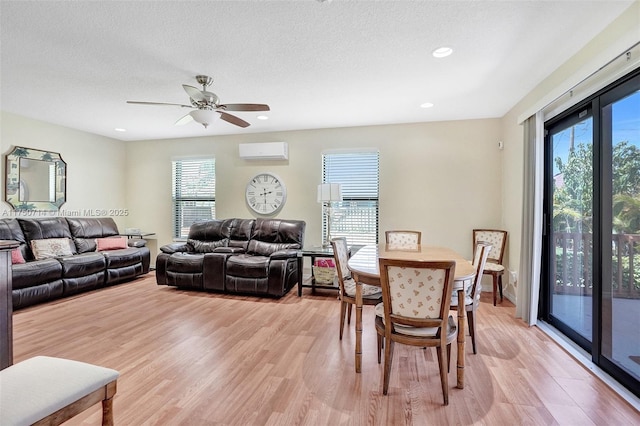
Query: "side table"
121 232 155 239
298 245 344 296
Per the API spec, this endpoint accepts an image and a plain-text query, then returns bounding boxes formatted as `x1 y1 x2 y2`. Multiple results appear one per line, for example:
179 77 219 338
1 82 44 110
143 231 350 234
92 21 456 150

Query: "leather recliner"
156 218 305 297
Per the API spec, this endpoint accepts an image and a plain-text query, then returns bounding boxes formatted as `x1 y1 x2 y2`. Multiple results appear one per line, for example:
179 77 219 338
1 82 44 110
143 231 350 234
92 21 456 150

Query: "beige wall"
0 110 503 270
0 111 128 228
126 119 503 265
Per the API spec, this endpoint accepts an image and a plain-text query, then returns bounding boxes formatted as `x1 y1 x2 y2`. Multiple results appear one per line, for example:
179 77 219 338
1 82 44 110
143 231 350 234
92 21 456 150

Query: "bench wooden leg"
102 397 114 426
102 380 117 426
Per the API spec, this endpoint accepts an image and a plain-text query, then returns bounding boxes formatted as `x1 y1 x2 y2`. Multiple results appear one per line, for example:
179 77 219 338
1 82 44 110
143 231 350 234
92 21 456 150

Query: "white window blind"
322 151 379 245
172 158 215 239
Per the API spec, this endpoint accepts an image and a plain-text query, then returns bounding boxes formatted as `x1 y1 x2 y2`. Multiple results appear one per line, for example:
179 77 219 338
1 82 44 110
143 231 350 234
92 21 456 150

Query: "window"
172 158 215 239
322 151 379 245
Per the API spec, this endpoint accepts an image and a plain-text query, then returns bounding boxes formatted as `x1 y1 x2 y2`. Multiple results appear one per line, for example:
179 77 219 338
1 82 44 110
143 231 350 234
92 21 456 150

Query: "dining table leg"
355 277 363 373
456 288 465 389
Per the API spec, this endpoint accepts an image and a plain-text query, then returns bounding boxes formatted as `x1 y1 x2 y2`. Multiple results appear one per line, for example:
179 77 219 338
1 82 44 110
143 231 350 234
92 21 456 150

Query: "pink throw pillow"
96 237 128 251
11 248 26 264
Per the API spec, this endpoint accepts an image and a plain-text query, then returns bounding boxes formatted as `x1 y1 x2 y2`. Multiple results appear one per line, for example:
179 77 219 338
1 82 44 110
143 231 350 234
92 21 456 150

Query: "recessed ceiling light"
114 128 126 132
257 115 269 120
432 47 453 58
420 102 434 109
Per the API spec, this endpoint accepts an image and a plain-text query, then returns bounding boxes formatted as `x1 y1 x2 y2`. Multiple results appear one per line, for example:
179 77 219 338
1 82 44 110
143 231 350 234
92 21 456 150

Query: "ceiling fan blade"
183 84 205 102
219 112 250 128
174 113 194 126
127 101 192 108
220 103 270 112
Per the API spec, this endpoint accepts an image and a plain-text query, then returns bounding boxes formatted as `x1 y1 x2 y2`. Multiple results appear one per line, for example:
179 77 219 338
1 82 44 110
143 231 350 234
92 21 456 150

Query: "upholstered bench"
0 356 119 426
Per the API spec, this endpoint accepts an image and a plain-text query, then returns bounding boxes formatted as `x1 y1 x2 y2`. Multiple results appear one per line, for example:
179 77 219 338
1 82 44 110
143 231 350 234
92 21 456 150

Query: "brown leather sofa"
156 218 305 297
1 217 150 309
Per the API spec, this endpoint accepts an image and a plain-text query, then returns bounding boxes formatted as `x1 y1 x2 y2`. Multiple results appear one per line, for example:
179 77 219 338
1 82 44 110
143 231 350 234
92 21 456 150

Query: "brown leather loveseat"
156 218 305 297
1 217 150 309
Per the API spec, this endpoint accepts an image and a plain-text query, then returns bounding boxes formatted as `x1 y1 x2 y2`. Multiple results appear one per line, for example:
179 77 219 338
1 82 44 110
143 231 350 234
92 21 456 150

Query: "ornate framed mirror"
5 146 67 211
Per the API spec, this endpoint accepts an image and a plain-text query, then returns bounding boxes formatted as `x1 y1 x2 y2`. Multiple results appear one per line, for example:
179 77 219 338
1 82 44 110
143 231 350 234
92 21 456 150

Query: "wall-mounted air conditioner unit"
238 142 288 160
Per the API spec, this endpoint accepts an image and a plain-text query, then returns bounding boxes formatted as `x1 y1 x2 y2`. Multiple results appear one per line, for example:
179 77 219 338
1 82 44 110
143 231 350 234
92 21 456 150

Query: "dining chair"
385 230 422 247
331 237 382 340
450 243 491 354
374 258 457 405
473 229 508 306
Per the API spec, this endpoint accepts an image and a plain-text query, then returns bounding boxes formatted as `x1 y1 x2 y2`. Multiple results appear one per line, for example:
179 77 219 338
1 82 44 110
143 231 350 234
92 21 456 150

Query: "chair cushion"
343 278 381 298
12 259 63 289
483 263 504 273
375 303 457 338
450 293 474 307
58 253 106 278
102 248 143 269
0 356 119 426
226 254 269 278
166 253 205 274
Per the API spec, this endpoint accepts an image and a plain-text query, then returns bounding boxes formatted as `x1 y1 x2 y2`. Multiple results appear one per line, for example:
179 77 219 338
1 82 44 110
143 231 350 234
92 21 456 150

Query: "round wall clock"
245 172 287 215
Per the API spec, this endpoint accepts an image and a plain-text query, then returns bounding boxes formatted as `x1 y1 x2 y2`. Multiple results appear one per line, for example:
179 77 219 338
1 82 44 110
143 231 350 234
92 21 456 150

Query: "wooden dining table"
347 243 476 389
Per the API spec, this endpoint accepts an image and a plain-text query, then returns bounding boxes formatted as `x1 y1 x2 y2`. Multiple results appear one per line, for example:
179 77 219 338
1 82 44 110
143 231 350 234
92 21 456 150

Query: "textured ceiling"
0 1 634 141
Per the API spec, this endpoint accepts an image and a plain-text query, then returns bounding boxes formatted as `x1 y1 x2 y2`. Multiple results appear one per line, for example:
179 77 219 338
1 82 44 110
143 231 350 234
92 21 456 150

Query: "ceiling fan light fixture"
128 75 269 129
257 115 269 120
190 109 217 128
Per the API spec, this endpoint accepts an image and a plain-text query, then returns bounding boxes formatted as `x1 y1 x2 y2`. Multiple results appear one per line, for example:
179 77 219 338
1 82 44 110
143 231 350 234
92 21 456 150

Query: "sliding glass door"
600 78 640 388
546 110 594 349
542 70 640 397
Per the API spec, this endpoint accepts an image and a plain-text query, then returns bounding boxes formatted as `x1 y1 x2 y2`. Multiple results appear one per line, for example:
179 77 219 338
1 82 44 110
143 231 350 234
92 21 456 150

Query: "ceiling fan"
126 75 270 128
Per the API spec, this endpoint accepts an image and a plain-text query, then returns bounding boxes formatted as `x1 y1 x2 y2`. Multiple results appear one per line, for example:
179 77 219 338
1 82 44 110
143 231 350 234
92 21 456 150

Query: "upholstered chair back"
469 243 491 300
473 229 507 264
385 230 421 249
385 263 450 321
332 237 351 281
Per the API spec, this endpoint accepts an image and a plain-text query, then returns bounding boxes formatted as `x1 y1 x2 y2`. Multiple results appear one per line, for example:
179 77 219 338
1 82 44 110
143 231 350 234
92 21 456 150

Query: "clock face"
245 173 287 215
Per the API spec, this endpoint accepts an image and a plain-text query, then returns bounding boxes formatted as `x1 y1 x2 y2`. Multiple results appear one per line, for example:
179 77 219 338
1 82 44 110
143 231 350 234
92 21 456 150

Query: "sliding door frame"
541 67 640 397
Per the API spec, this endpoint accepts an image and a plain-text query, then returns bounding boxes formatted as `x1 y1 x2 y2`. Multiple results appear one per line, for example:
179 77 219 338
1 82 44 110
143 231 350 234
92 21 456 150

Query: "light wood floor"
12 273 639 425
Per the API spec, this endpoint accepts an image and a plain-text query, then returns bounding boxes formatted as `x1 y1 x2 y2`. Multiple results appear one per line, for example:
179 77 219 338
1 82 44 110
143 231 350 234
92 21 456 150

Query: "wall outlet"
509 270 518 284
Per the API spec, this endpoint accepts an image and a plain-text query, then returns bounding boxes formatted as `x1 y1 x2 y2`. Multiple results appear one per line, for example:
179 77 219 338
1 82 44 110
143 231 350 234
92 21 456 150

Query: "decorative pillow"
187 239 228 253
30 238 74 260
96 236 128 251
11 248 26 265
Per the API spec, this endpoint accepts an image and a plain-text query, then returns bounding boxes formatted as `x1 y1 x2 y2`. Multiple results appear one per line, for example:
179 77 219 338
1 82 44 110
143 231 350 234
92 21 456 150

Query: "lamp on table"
317 183 342 248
